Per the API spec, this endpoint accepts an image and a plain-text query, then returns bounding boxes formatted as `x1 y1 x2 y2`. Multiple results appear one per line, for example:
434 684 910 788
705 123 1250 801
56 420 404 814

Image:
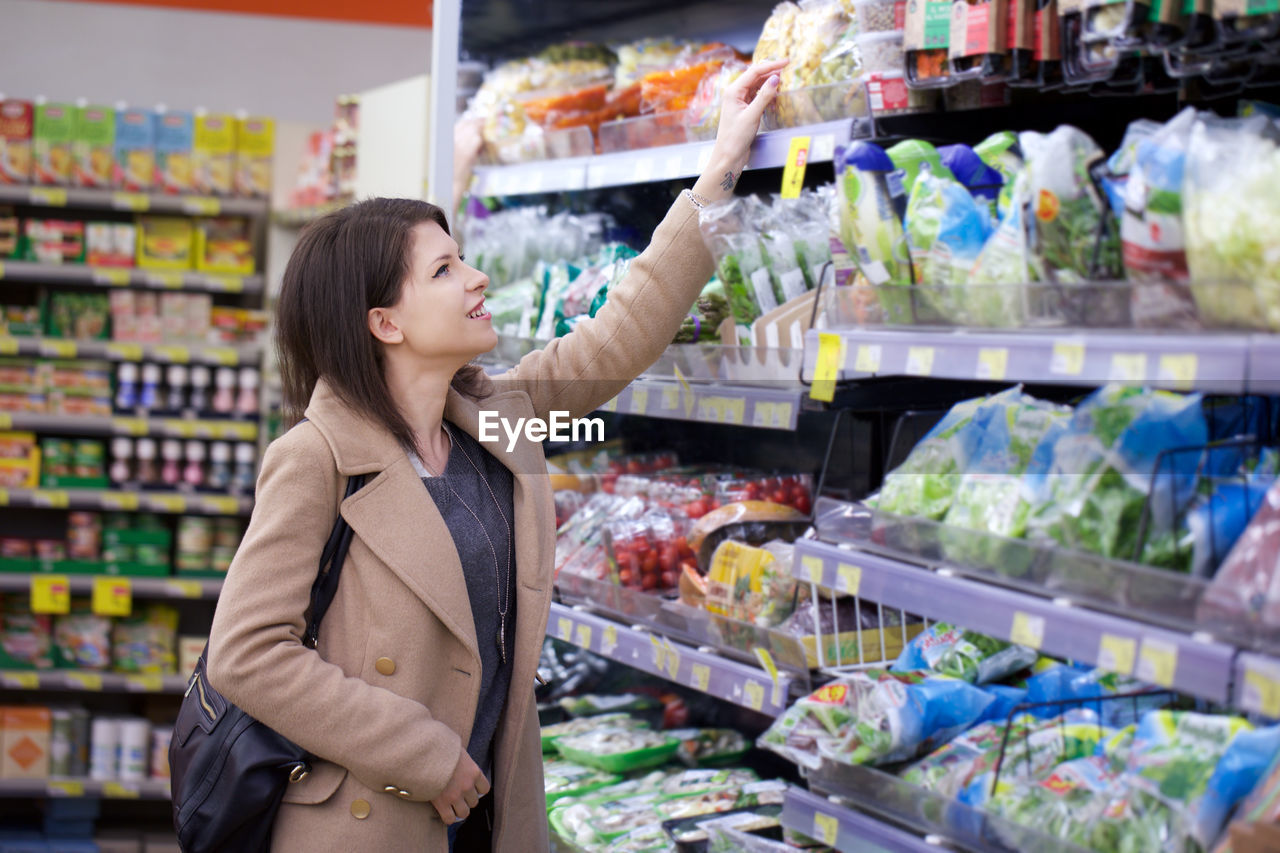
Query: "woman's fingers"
452 801 471 822
464 789 480 809
729 59 789 100
475 773 492 797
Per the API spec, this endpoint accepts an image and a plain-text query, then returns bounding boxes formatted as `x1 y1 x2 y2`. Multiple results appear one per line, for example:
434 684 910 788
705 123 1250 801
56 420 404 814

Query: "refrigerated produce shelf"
803 327 1273 393
0 260 262 295
0 184 268 218
548 602 795 715
780 786 940 853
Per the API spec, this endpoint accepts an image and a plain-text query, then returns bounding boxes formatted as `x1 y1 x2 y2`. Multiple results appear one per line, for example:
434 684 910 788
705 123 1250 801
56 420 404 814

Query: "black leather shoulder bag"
170 472 366 853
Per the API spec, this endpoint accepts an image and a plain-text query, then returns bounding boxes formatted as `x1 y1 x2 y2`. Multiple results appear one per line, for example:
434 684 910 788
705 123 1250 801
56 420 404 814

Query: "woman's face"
387 219 496 364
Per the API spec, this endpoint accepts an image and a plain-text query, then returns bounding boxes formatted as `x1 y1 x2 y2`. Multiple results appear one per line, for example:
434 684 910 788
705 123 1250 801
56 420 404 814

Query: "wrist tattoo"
720 171 737 191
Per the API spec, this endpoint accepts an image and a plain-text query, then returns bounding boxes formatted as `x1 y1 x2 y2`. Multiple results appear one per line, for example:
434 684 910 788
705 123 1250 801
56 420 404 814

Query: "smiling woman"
204 59 786 853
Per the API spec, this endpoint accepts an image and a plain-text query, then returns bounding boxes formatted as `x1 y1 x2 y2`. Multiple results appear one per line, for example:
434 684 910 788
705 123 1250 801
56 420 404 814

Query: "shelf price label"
854 344 882 374
146 272 186 289
1097 634 1136 676
661 385 681 411
0 414 10 429
150 494 187 514
31 575 71 615
1109 353 1149 383
977 348 1009 381
32 490 69 509
92 576 132 617
1243 662 1280 719
664 639 680 678
813 812 840 846
154 345 191 363
755 647 783 706
905 346 936 377
837 563 862 597
111 417 148 436
48 780 85 797
207 276 245 293
691 663 711 692
2 672 39 689
1136 638 1178 688
601 624 618 657
102 781 141 799
780 135 811 200
125 674 165 692
92 268 131 287
743 680 765 711
0 337 17 356
65 671 103 691
164 579 206 599
111 192 150 212
599 396 618 413
673 365 695 418
1050 339 1086 376
1158 354 1198 391
810 333 844 402
38 339 78 358
30 187 68 206
556 617 573 642
101 492 140 511
204 347 239 366
203 496 240 515
799 555 824 584
722 397 746 426
630 387 649 416
182 196 221 216
106 342 145 361
574 624 592 650
1010 611 1045 650
650 634 666 671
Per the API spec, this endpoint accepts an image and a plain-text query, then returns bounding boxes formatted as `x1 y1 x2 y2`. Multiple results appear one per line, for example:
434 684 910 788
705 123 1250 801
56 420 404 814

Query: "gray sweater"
413 423 516 780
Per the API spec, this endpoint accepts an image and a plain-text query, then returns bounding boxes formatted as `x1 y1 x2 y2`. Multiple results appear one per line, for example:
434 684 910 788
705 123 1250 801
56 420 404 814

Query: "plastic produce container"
855 0 907 32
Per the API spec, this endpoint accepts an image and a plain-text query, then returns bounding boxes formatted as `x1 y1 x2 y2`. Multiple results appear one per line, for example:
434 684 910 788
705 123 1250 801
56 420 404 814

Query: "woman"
206 59 786 853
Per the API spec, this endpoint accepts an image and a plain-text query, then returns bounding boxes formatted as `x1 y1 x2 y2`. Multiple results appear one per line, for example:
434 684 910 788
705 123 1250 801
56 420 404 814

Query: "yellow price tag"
48 780 85 797
0 261 4 279
100 491 140 511
1010 611 1045 650
32 490 70 509
664 639 680 678
1244 666 1280 718
102 781 141 799
0 414 10 429
814 812 840 846
92 268 132 286
111 191 150 211
800 555 824 584
204 347 239 366
39 339 77 358
0 489 8 506
106 342 144 361
207 276 245 293
183 196 221 216
203 496 240 515
698 397 723 423
723 397 746 426
92 576 132 617
557 617 573 642
154 345 191 363
743 680 765 711
662 385 681 411
1050 340 1086 376
164 419 197 438
631 387 649 416
125 674 165 692
672 365 695 417
150 494 187 514
146 272 186 289
905 346 936 377
1097 634 1136 676
65 671 103 691
1109 353 1148 383
773 402 794 429
112 417 148 436
30 187 68 206
3 672 39 689
780 135 812 200
31 575 71 615
650 634 666 670
753 402 775 428
600 396 618 413
691 663 711 692
837 563 862 596
575 624 592 649
977 348 1009 381
1136 638 1178 688
602 624 618 656
1158 354 1198 391
0 337 18 356
810 332 844 402
225 422 257 441
754 648 781 687
854 344 882 374
164 579 206 598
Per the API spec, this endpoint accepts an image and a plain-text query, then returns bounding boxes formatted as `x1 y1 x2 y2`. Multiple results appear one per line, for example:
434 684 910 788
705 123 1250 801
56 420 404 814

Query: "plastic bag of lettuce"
873 395 992 520
1023 385 1207 569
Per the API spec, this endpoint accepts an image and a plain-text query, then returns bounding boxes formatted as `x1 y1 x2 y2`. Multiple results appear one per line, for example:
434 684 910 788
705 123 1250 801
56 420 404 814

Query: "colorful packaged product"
194 217 254 274
114 108 155 191
194 112 235 195
155 109 195 194
0 100 33 184
86 222 137 267
136 216 193 269
33 101 75 185
72 103 115 188
23 219 85 264
234 115 274 198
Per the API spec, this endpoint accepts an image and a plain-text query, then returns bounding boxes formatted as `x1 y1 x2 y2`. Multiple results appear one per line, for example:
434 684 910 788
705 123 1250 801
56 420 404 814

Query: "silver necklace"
436 422 513 664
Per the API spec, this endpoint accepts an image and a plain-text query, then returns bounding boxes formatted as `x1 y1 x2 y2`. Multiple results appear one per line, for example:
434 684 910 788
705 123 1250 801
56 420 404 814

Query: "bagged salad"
668 728 751 767
543 760 623 805
904 163 996 323
893 621 1039 684
555 727 681 773
698 197 777 332
835 142 912 322
542 711 650 751
673 279 732 344
874 395 992 520
758 669 994 768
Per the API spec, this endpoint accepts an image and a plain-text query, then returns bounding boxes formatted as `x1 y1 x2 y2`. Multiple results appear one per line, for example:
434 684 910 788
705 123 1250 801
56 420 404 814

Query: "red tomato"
795 494 812 514
661 570 677 588
771 489 789 504
619 568 633 585
641 574 658 591
660 546 677 572
642 552 659 573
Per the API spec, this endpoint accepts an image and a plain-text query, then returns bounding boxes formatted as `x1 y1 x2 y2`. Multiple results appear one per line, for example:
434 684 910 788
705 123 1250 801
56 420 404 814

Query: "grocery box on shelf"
193 113 235 196
154 110 195 195
0 100 33 185
72 104 115 189
114 108 156 192
135 216 193 270
33 102 74 186
234 116 274 198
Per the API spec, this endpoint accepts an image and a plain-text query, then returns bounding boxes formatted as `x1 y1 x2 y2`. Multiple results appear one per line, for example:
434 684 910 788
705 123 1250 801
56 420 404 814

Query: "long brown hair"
276 197 488 452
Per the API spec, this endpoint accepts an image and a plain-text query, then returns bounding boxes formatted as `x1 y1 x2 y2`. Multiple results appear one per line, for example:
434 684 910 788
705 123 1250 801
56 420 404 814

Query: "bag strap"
303 472 366 649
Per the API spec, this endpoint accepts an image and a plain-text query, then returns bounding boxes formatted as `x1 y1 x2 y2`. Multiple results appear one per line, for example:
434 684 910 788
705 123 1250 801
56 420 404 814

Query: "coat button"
375 657 396 676
351 799 371 820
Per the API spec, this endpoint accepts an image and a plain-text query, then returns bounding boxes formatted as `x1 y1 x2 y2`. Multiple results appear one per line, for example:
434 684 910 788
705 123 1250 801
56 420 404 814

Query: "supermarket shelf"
0 260 263 295
0 777 171 800
601 378 804 430
0 413 258 441
0 486 250 516
1234 652 1280 720
792 538 1237 703
780 786 938 853
472 120 851 196
0 184 269 218
548 603 795 715
803 327 1261 393
0 670 188 694
1249 336 1280 394
0 574 222 600
0 336 260 366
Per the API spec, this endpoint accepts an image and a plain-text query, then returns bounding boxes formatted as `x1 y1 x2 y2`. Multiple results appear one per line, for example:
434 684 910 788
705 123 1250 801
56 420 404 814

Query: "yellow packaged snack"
136 216 194 270
234 116 274 198
194 112 235 196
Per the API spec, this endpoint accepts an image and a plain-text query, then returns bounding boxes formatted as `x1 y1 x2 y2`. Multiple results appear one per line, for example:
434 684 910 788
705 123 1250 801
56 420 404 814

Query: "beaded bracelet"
682 188 713 209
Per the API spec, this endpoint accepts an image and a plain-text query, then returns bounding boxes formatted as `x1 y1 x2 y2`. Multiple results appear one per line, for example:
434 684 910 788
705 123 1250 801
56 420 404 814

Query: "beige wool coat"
205 194 714 852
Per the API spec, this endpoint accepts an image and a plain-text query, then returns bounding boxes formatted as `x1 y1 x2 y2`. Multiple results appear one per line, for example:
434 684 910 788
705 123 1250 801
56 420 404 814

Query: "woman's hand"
691 59 788 205
430 748 489 824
